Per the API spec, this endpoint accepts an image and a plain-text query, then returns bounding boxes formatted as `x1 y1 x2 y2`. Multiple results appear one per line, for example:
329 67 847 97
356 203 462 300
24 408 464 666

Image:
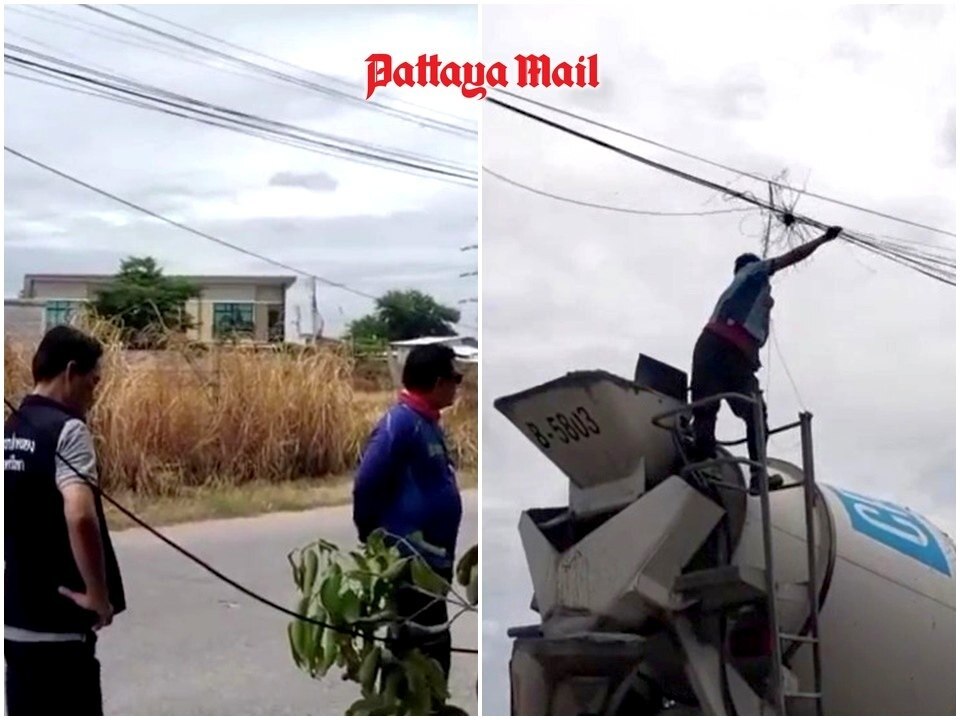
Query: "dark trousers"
5 636 102 716
690 330 768 469
393 567 453 693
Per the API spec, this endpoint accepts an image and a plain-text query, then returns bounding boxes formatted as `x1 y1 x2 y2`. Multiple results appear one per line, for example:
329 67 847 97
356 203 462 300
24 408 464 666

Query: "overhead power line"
4 47 477 186
488 96 780 212
484 167 754 217
6 66 471 189
4 146 377 300
8 5 475 137
488 96 954 287
5 146 483 330
120 4 476 130
5 67 443 183
494 89 955 238
7 5 344 93
5 5 311 91
3 45 476 177
82 4 476 139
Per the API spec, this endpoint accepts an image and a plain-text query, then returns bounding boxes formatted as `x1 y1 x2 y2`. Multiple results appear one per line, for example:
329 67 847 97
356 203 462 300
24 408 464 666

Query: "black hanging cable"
493 89 955 238
855 241 954 274
487 95 775 213
842 235 955 285
2 398 478 655
5 6 279 88
82 5 476 139
4 48 478 185
866 239 954 264
483 167 754 217
4 145 381 300
487 96 956 287
2 44 477 176
4 145 480 334
876 232 955 251
3 69 386 166
119 4 477 130
5 65 473 189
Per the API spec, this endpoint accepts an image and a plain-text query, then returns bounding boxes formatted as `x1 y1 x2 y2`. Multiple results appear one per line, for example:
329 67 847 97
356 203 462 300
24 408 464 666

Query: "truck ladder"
653 394 824 715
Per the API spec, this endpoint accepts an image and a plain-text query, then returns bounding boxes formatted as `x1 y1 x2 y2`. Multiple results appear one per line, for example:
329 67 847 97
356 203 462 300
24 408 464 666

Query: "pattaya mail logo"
365 54 599 100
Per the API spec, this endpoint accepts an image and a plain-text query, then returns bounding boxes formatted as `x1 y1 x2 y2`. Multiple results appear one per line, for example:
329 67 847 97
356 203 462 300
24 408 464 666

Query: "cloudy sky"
4 4 478 336
481 4 955 714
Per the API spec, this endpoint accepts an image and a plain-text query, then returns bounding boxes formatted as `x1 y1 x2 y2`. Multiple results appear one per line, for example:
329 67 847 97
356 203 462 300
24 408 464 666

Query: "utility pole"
459 241 478 331
763 181 774 259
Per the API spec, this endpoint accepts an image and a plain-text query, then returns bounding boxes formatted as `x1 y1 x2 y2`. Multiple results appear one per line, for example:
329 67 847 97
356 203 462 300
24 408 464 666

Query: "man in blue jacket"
353 343 464 679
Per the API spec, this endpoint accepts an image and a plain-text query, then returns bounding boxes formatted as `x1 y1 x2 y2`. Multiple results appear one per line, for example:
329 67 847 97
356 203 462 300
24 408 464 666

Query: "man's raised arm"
770 225 843 273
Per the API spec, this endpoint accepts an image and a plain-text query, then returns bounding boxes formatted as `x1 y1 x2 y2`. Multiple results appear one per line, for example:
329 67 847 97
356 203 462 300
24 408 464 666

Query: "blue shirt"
352 402 462 571
708 258 775 347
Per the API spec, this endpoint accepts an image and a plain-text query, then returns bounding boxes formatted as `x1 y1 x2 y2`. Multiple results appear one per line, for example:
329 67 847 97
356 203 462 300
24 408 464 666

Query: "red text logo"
365 54 599 100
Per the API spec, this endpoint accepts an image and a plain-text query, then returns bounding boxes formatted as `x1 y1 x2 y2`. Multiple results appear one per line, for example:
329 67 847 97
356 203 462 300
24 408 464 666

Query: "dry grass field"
4 324 476 525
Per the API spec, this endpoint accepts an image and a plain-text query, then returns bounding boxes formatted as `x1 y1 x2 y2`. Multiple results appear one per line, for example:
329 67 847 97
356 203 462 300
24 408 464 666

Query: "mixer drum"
499 366 955 715
802 484 955 715
509 475 956 715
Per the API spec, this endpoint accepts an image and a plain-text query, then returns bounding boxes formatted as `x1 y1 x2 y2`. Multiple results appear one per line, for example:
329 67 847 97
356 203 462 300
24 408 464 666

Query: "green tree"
347 315 389 347
287 531 478 715
347 290 461 343
93 257 200 346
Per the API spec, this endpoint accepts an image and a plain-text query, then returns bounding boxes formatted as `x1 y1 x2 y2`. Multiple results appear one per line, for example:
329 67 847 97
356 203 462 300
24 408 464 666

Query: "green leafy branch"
287 530 478 715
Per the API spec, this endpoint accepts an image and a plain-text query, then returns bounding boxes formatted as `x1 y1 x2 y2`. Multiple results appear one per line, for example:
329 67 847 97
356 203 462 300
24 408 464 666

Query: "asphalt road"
98 491 478 715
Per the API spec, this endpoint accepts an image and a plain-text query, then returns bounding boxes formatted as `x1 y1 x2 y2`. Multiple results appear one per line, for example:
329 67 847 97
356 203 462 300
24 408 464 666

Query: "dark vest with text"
4 394 126 633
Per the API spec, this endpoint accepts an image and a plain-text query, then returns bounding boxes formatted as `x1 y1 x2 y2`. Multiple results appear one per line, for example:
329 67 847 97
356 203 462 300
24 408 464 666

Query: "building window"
44 300 84 330
267 305 284 343
213 303 255 338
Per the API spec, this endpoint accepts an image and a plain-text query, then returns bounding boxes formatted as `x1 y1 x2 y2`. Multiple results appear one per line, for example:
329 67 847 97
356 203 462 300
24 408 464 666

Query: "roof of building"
387 336 479 362
388 335 478 347
22 274 298 292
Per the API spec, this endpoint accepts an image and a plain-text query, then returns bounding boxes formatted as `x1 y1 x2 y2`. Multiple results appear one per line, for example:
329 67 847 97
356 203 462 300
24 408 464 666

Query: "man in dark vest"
4 325 126 716
690 226 842 493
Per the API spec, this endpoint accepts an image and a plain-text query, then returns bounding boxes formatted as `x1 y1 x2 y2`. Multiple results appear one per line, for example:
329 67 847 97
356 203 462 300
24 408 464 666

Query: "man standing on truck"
690 226 842 493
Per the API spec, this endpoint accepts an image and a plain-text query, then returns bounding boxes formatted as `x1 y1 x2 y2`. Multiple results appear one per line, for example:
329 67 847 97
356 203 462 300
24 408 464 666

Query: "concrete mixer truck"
494 354 955 716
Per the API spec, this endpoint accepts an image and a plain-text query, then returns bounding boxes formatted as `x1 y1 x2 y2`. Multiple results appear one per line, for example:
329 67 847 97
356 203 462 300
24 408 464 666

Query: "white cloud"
4 4 479 335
